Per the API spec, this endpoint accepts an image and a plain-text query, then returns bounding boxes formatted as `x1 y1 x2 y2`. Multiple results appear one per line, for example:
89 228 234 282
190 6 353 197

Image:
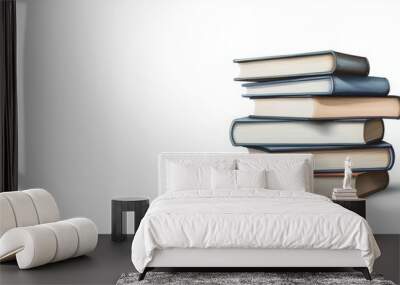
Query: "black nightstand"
332 199 366 219
111 197 149 242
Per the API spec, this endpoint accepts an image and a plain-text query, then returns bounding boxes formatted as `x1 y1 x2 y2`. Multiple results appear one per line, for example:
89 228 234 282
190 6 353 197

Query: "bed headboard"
158 152 314 195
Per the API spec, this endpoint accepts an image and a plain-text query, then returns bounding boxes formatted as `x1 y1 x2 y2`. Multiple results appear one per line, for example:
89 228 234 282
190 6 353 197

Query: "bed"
131 153 380 280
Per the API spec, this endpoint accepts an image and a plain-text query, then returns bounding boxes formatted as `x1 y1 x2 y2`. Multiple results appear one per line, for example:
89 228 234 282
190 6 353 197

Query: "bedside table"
332 199 366 219
111 197 150 242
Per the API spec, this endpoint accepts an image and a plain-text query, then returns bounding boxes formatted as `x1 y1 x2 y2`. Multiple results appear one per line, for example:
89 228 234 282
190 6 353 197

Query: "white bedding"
131 190 380 273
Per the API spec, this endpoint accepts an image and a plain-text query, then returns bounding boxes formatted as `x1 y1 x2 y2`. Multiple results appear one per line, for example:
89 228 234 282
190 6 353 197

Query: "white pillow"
211 168 236 189
236 169 267 189
237 158 310 192
211 168 267 190
168 163 209 191
166 159 235 191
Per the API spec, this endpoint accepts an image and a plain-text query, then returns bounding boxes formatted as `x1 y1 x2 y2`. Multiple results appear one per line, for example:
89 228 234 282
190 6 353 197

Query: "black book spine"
333 52 370 76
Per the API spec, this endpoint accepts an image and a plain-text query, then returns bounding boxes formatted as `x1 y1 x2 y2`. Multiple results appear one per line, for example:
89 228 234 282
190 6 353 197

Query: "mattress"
131 189 380 273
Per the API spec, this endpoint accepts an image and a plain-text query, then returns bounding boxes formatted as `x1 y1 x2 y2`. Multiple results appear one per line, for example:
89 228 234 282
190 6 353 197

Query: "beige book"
252 97 400 119
248 147 393 173
314 172 389 198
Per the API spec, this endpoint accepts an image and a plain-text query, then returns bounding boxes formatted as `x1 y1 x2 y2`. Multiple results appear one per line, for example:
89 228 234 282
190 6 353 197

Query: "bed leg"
138 268 148 281
354 267 371 280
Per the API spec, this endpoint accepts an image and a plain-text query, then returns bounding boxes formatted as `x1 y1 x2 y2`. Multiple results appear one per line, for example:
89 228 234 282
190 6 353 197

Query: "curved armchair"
0 189 97 269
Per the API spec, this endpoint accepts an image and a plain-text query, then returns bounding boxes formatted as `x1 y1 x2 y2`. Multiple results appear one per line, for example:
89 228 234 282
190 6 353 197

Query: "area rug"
116 271 396 285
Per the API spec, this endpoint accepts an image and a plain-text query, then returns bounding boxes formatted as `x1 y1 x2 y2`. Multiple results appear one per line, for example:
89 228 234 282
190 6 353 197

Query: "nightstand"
111 197 150 241
332 199 366 219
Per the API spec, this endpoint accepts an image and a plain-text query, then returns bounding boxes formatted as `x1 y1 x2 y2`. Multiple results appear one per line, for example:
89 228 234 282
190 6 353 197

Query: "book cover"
247 142 395 173
249 96 400 120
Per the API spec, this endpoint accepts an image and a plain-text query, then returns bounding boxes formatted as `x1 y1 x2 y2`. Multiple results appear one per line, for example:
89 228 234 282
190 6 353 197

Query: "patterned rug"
116 271 396 285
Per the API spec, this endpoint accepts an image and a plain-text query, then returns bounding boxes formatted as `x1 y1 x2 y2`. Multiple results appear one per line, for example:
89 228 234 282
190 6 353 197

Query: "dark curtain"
0 0 17 192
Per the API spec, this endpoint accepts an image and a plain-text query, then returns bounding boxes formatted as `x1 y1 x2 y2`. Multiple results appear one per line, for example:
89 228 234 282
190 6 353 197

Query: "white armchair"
0 189 98 269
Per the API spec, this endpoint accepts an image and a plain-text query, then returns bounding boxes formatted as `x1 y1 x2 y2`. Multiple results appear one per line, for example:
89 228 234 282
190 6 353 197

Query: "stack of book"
231 51 399 198
332 187 358 200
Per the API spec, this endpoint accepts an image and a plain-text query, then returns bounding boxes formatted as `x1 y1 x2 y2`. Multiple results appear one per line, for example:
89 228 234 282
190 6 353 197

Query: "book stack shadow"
231 51 399 198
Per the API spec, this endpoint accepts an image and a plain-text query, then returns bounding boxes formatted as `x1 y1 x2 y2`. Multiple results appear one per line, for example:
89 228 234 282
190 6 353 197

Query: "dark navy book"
241 75 390 98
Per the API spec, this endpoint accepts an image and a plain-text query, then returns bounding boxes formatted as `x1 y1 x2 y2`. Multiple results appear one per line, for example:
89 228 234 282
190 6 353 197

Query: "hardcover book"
230 117 384 145
234 50 369 81
250 96 400 119
247 142 395 173
314 172 389 198
242 75 390 97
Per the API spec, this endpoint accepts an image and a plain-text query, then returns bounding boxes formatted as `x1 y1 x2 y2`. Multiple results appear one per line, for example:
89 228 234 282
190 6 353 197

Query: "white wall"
16 0 400 233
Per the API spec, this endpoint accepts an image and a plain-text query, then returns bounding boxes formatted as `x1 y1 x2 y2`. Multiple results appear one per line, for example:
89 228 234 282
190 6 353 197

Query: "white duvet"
131 190 380 272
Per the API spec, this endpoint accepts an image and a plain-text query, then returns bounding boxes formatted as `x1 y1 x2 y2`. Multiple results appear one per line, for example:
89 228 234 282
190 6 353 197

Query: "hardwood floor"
374 235 400 283
0 235 399 285
0 235 133 285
